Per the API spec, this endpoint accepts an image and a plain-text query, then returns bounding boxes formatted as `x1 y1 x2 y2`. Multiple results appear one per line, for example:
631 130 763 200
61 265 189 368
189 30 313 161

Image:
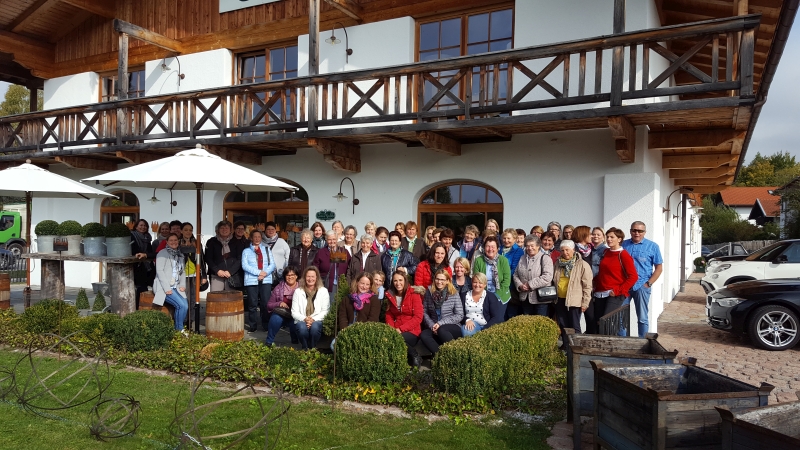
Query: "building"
0 0 796 332
774 176 800 237
715 185 780 223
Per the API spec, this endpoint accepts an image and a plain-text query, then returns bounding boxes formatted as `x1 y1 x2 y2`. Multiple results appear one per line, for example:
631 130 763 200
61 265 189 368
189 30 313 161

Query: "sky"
0 27 797 165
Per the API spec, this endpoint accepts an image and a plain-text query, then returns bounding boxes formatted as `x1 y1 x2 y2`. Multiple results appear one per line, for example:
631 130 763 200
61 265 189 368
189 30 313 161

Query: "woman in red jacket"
414 243 452 289
385 270 424 369
593 227 638 326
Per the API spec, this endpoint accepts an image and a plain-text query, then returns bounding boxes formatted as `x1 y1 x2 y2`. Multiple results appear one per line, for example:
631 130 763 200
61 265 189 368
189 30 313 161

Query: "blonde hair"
364 221 376 233
485 219 500 231
424 226 436 245
464 224 480 237
471 272 488 286
429 268 456 295
454 257 471 273
349 272 375 295
301 266 324 294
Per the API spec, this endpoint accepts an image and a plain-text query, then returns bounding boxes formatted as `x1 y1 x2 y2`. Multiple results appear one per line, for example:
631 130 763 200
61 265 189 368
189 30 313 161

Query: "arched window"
100 190 139 226
418 182 503 237
223 179 309 246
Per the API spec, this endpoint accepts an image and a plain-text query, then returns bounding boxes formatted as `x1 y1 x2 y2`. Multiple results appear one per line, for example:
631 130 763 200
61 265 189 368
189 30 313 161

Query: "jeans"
507 301 550 318
245 283 273 331
420 324 462 354
400 332 419 362
266 314 297 345
163 290 188 331
461 321 484 337
629 285 651 337
294 320 323 350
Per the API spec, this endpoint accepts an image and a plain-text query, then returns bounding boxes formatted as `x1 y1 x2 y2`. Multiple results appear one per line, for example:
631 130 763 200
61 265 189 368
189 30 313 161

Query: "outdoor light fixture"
149 188 161 204
161 57 186 86
333 176 359 214
325 22 353 64
150 188 178 213
663 187 693 214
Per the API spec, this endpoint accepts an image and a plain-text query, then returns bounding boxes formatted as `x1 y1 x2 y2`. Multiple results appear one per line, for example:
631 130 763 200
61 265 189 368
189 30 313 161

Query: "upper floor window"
101 69 145 102
237 45 299 126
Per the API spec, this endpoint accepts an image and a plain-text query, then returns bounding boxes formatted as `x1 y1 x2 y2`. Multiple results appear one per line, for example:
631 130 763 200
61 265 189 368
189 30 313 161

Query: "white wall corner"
43 72 100 110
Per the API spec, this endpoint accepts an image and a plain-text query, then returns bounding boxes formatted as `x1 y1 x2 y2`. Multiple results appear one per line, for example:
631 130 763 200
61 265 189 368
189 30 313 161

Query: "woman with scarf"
415 243 451 289
452 257 472 302
380 231 418 289
153 233 188 332
420 269 464 354
131 219 156 308
290 266 330 350
288 229 318 272
401 221 425 261
552 240 593 339
371 226 390 255
336 272 381 333
347 234 381 284
312 230 351 296
385 270 424 369
310 222 326 249
242 230 276 332
152 221 170 248
572 226 593 262
462 272 505 337
471 236 511 319
458 224 482 262
265 266 300 346
205 220 245 292
179 222 208 313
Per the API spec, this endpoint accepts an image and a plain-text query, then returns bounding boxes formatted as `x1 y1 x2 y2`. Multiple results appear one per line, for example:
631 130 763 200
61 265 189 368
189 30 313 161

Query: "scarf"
131 230 151 253
576 243 592 259
462 240 475 252
300 245 312 269
166 246 184 274
216 233 232 256
559 253 579 278
429 261 447 281
349 292 372 311
407 237 417 252
387 248 402 273
430 287 448 309
484 254 500 289
263 234 278 249
305 288 317 316
254 245 263 270
312 236 325 249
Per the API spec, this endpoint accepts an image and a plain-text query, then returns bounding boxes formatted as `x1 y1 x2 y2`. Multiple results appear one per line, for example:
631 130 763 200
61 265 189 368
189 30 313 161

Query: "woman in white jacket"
153 233 188 332
291 266 330 350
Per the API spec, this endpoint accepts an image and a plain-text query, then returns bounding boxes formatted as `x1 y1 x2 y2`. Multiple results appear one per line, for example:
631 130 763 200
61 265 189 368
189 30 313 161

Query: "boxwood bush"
57 220 83 236
335 322 407 384
75 288 90 309
34 220 59 236
105 222 132 238
92 291 107 312
20 299 80 334
80 313 122 343
82 222 106 238
112 310 175 352
432 315 561 397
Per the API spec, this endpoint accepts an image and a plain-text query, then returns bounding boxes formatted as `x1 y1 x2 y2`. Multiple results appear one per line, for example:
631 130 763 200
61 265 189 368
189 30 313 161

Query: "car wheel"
747 305 800 351
7 243 24 257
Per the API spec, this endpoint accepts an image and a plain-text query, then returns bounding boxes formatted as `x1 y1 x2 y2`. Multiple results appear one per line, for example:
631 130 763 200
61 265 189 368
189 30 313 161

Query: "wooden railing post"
610 0 626 107
307 0 320 131
116 32 129 145
739 28 755 98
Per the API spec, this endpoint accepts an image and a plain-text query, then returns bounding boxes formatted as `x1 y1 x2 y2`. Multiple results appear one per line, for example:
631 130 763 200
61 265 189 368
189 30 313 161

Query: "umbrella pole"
25 192 32 304
195 184 202 333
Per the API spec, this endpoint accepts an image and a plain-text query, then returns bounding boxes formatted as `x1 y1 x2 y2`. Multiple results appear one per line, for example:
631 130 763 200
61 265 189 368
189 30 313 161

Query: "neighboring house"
716 186 779 223
0 0 794 333
774 177 800 238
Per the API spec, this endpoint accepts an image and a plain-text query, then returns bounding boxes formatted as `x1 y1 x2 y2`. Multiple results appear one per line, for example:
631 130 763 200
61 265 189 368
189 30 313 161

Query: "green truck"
0 210 27 257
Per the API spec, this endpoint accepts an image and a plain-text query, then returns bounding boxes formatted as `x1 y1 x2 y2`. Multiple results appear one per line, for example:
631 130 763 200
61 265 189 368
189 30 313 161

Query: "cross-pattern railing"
0 15 759 154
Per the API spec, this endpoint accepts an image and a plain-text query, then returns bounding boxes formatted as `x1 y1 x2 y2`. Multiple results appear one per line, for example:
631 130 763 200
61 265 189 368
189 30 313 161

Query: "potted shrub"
34 220 59 253
104 222 132 258
82 222 106 257
57 220 83 256
75 287 91 312
694 256 707 273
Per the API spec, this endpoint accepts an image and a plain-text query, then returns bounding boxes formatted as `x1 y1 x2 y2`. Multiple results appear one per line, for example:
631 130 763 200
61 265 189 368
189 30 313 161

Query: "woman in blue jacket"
242 230 276 332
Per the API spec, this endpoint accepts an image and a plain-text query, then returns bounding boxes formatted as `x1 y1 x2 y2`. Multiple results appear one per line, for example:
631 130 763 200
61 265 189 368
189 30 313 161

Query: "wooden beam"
61 0 116 19
55 156 117 171
662 154 738 169
415 131 461 156
308 0 320 131
308 138 361 173
113 19 184 53
649 129 743 150
205 145 263 165
678 185 730 195
324 0 363 22
673 175 735 186
608 116 635 163
480 127 512 139
668 165 735 179
115 151 167 165
0 30 55 78
7 0 61 33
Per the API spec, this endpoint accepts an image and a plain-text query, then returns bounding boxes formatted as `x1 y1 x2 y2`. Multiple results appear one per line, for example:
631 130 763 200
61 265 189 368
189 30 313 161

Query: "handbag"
272 307 293 320
536 255 558 302
226 274 242 289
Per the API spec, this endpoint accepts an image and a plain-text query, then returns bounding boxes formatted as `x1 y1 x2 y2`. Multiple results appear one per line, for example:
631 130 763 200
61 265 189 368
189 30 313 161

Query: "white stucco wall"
43 72 100 110
144 48 233 97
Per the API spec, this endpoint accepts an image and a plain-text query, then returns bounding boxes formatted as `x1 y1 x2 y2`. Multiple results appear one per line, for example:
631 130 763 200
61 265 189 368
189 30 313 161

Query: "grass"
0 349 552 449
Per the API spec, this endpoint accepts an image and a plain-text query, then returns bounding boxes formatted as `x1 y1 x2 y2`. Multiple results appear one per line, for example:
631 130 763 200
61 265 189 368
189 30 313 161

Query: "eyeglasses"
435 278 448 282
630 229 645 233
286 273 297 277
235 227 245 231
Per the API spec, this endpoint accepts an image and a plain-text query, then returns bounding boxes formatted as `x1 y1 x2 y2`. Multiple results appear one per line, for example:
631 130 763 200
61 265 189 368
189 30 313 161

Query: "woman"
265 266 300 345
336 272 381 332
423 226 436 253
332 220 345 243
394 222 406 238
385 271 424 368
572 226 593 261
179 222 208 311
311 222 326 249
420 269 464 354
540 231 561 264
485 219 500 236
584 226 608 335
553 240 593 337
381 231 418 288
415 243 452 289
471 236 511 315
562 225 575 242
432 228 443 243
233 221 249 248
462 272 505 337
401 221 426 261
205 220 245 292
500 228 524 276
312 230 351 295
371 226 389 255
438 228 460 270
152 221 170 248
288 229 318 272
529 225 544 238
590 227 608 277
515 229 526 247
153 233 188 332
593 228 638 326
291 266 330 350
452 257 472 301
458 224 482 262
131 219 156 308
364 221 376 237
242 230 276 333
511 235 554 317
343 225 358 256
347 234 381 283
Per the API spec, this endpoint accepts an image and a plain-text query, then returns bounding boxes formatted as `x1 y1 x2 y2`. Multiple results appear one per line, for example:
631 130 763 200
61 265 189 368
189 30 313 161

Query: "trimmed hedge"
112 310 175 352
105 222 132 238
335 322 408 384
92 291 107 312
20 299 79 334
82 222 106 238
57 220 83 236
432 315 562 397
34 220 59 236
75 288 90 309
79 313 122 343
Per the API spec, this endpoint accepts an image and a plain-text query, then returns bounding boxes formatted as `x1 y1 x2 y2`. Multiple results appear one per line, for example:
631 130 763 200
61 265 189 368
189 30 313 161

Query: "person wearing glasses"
622 221 663 337
420 269 464 354
232 221 249 248
547 221 562 247
265 266 300 345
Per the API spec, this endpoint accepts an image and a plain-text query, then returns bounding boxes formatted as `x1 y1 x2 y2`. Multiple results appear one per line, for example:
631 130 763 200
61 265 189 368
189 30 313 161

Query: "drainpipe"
680 194 688 293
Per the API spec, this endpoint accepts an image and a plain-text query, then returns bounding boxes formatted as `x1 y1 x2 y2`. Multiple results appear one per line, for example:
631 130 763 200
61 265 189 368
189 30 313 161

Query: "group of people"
128 217 663 363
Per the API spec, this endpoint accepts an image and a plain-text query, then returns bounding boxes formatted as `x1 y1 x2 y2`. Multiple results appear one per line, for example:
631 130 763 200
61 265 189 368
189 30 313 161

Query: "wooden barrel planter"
0 273 10 310
590 361 774 450
717 398 800 450
564 329 678 450
205 290 244 342
138 291 175 320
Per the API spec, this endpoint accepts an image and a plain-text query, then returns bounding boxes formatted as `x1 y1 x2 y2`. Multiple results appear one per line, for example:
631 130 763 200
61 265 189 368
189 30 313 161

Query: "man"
401 220 426 260
622 221 663 338
262 221 290 285
439 228 460 270
547 221 562 248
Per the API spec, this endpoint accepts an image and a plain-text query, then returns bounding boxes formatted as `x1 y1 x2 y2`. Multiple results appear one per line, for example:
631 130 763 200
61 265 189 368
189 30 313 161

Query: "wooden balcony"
0 15 761 191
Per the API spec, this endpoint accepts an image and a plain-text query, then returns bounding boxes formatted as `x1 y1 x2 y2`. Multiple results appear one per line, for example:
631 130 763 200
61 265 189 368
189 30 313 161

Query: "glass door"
272 211 309 247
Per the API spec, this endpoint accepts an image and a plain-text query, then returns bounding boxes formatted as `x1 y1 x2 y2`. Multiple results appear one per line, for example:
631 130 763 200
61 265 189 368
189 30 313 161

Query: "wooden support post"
41 259 65 301
108 263 135 317
29 87 38 112
308 0 320 132
117 32 129 145
308 138 361 172
648 129 742 150
608 116 635 163
610 0 626 107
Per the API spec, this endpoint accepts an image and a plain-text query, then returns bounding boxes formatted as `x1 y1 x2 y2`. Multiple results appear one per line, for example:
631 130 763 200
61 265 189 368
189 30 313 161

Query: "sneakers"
180 329 190 337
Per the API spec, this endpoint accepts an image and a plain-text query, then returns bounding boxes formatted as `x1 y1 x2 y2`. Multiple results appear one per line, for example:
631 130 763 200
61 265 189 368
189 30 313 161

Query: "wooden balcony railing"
0 15 759 154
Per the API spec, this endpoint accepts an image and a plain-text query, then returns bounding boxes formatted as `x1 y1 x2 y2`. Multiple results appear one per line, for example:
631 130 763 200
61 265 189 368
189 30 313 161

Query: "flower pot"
695 265 706 273
91 282 108 294
83 236 106 257
60 235 82 256
105 237 132 258
36 235 56 253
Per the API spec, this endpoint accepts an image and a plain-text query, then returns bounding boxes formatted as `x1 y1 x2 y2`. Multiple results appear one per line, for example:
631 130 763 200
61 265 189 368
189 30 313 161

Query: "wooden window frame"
417 182 503 228
99 67 146 102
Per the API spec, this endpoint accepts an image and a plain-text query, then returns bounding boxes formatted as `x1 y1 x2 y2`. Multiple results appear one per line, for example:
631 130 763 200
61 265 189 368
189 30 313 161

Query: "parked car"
701 240 800 293
706 278 800 351
701 246 712 258
705 243 748 265
0 247 16 270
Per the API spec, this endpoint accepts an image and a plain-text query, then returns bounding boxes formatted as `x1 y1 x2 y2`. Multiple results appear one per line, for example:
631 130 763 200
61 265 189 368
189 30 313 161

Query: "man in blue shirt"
622 221 663 337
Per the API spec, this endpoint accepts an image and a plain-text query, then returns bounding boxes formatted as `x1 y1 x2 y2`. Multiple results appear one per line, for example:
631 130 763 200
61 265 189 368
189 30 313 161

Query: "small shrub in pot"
34 220 59 236
57 220 83 236
105 222 133 238
81 222 106 238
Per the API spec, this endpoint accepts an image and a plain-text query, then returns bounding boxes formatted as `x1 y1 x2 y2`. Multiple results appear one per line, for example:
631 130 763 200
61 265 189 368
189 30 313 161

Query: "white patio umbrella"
83 144 296 331
0 161 116 286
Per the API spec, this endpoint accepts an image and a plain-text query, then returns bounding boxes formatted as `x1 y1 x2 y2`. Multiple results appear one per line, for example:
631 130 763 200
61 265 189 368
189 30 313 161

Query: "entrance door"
273 211 309 247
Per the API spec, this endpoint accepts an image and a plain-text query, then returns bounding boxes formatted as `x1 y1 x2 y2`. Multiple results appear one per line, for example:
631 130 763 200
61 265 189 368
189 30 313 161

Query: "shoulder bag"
536 254 558 302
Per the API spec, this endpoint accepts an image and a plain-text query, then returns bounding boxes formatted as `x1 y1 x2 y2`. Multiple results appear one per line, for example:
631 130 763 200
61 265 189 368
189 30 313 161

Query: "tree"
0 84 43 117
698 197 774 244
736 151 800 187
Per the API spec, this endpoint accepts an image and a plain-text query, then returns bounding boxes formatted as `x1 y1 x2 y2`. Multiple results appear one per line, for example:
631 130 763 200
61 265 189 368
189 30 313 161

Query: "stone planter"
105 237 132 258
83 236 106 257
61 235 82 256
36 235 56 253
91 282 108 294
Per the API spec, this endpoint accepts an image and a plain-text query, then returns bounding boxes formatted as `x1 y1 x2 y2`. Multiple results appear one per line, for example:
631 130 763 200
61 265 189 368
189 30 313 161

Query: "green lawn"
0 349 551 449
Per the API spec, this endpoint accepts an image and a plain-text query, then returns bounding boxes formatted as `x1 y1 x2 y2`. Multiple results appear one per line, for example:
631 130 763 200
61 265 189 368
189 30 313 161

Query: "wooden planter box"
716 399 800 450
564 329 678 450
591 361 773 450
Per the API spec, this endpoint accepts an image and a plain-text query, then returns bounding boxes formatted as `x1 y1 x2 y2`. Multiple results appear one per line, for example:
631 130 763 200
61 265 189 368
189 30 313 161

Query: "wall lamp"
325 22 353 64
161 56 185 86
663 187 693 215
333 177 359 214
149 188 178 213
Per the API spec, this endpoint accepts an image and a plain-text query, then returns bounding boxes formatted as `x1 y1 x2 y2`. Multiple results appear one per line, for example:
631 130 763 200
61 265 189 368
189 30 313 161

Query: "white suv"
701 240 800 293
